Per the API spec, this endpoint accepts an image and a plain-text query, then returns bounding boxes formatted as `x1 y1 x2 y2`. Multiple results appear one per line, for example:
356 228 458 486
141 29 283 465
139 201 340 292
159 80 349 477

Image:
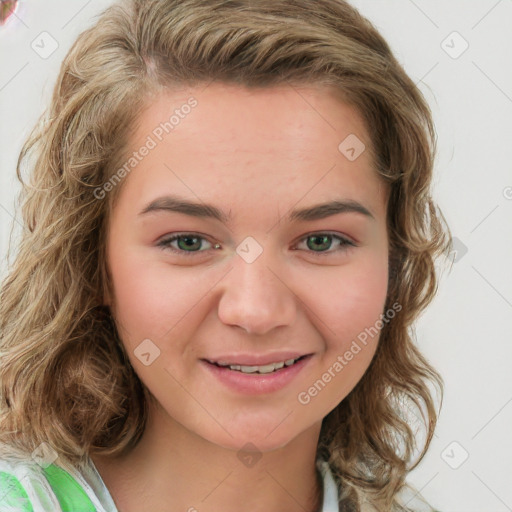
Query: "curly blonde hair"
0 0 451 510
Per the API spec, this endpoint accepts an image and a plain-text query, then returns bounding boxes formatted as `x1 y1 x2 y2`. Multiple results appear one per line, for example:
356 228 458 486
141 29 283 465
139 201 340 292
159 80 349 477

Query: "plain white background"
0 1 511 511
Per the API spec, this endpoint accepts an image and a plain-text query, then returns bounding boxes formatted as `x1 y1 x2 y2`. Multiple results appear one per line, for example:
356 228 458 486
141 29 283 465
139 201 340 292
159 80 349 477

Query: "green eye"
298 233 355 254
307 234 334 252
157 232 356 257
157 233 213 255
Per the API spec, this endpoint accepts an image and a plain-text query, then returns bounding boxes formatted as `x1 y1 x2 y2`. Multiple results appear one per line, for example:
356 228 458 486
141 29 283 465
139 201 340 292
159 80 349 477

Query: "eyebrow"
138 195 375 223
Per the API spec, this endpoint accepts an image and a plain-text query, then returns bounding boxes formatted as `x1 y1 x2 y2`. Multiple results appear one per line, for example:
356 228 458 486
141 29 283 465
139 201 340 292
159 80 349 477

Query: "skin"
92 83 389 512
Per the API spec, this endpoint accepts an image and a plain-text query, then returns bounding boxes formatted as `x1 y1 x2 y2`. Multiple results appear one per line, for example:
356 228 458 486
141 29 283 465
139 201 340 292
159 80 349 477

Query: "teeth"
216 358 300 374
239 365 259 373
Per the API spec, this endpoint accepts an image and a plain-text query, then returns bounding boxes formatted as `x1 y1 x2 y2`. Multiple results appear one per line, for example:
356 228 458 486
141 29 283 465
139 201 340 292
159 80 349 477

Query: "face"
104 83 389 453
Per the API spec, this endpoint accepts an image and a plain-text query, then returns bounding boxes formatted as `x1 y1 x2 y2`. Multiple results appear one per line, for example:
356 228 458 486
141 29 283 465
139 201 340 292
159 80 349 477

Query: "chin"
198 419 310 455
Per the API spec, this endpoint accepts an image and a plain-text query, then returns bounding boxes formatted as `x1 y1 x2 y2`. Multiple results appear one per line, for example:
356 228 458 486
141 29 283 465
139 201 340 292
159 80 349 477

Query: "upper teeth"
216 358 300 374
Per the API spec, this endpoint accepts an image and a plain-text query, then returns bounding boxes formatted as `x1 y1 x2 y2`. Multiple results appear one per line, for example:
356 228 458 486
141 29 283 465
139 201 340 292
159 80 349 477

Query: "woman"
0 0 450 510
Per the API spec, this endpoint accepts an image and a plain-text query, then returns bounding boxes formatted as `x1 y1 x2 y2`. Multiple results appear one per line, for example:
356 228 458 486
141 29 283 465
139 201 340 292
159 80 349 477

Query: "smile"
208 356 306 374
201 354 313 394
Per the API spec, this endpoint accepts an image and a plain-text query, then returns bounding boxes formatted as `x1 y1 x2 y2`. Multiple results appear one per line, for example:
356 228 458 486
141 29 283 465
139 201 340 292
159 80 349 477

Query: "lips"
201 353 313 394
208 356 307 374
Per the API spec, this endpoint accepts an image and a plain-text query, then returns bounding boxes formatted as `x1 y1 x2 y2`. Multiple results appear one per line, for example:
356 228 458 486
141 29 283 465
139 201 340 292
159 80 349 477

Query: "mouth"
201 353 314 394
204 355 310 375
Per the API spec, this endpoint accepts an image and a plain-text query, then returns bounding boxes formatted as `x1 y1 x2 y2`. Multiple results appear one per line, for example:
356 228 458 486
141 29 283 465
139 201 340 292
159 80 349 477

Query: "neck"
92 404 324 512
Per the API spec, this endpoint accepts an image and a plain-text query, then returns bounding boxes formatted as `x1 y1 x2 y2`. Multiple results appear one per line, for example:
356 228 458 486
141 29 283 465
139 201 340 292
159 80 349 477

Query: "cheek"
294 261 388 413
107 259 209 390
303 255 389 348
107 247 220 360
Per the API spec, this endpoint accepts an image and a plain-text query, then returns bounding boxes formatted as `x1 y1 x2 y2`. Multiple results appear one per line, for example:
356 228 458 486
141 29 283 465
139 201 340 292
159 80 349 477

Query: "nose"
216 248 297 335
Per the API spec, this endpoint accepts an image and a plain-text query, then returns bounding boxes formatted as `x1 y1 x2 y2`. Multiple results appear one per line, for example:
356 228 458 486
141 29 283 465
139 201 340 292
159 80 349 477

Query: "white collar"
317 459 339 511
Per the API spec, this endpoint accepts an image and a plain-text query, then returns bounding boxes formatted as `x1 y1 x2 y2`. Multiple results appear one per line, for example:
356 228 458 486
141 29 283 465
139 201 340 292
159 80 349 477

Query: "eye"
294 232 356 255
157 233 214 256
156 231 356 257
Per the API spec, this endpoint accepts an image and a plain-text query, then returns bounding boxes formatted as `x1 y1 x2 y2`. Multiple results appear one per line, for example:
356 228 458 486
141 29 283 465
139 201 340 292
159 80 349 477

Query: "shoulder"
0 456 101 512
0 456 60 511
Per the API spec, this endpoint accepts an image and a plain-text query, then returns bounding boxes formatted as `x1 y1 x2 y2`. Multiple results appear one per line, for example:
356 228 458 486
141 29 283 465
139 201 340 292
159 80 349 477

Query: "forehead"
137 82 372 154
115 82 386 220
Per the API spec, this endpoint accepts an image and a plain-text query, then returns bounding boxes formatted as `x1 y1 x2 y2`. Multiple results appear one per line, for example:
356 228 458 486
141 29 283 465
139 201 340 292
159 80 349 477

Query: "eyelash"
156 232 356 257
